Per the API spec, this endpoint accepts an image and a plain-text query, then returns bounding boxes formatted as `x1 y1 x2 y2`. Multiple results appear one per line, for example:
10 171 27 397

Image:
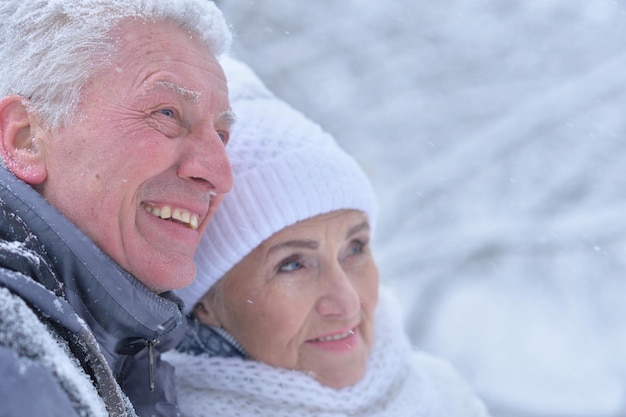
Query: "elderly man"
0 1 233 416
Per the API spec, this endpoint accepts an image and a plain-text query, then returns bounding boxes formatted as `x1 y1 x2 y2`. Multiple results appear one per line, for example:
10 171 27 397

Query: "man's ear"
0 96 47 185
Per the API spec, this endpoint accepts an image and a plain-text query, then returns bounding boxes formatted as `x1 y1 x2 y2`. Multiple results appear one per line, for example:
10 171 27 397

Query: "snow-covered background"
215 1 626 416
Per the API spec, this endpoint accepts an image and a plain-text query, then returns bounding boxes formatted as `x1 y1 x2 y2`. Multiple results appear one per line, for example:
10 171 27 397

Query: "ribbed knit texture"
165 289 491 417
178 56 378 313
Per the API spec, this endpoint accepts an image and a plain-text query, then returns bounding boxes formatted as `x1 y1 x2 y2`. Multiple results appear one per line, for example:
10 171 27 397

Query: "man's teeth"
143 204 199 230
314 329 355 342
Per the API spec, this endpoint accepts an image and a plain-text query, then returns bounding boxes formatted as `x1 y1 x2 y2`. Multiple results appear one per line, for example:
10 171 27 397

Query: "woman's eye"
349 240 366 256
278 259 303 272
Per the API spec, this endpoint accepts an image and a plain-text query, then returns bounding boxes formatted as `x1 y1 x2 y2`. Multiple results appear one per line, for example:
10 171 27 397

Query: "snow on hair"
0 0 231 130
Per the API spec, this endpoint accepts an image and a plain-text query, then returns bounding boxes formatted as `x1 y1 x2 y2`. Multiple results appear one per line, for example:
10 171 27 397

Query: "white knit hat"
177 56 378 314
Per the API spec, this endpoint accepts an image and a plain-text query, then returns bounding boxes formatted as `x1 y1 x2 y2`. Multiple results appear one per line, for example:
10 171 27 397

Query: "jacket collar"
0 167 185 368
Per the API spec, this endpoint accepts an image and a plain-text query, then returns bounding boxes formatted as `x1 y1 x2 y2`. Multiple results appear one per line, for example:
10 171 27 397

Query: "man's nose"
177 129 233 195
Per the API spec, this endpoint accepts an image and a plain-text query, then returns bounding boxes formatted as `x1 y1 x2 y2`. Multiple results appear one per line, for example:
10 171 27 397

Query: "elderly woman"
166 57 491 417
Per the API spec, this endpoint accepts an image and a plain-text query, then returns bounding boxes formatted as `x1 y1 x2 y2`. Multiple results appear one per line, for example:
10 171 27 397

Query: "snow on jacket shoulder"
0 167 186 417
0 282 111 417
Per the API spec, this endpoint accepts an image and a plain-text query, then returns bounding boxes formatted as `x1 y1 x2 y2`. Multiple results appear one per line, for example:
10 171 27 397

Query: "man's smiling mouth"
142 203 199 230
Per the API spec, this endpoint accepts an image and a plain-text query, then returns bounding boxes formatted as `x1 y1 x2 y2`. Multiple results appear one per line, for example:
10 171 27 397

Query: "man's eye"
158 108 175 118
218 131 229 145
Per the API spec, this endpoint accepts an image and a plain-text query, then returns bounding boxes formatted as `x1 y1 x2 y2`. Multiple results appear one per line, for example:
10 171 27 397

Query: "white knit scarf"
166 289 489 417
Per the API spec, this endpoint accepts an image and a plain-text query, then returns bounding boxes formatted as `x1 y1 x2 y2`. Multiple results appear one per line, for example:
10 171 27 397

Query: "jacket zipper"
147 339 159 391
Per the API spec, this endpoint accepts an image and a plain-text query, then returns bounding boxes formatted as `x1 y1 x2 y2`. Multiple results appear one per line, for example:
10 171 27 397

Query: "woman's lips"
307 327 359 351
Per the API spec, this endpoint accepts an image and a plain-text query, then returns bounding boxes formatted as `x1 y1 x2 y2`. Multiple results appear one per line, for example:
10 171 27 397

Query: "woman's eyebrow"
268 239 319 254
266 220 369 254
346 221 370 239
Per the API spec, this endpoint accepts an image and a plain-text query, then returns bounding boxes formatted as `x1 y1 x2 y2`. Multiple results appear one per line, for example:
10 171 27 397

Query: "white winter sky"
217 2 626 416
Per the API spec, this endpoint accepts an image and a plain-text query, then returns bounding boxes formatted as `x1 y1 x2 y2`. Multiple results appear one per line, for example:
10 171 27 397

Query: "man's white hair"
0 0 231 130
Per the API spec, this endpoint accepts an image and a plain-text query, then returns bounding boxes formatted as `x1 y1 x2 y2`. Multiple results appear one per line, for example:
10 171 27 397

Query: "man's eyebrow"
217 110 237 127
153 80 201 103
149 82 236 128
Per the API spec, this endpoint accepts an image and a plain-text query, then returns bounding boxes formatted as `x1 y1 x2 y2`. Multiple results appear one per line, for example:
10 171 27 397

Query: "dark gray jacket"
0 167 186 417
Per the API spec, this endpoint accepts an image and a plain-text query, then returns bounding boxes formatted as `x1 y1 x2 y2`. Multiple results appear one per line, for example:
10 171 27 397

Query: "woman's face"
196 209 379 388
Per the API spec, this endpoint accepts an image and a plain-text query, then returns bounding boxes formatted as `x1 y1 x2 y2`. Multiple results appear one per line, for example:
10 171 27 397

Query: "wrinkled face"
37 19 233 292
197 210 379 388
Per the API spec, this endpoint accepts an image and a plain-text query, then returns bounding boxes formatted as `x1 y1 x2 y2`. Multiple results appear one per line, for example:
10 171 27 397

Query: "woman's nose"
315 263 361 318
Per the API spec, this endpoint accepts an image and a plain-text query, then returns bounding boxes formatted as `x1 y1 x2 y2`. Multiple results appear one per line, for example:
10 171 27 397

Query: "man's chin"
132 256 196 293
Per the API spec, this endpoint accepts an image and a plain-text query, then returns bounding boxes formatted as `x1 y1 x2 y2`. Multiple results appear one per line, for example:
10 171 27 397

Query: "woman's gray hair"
0 0 232 130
